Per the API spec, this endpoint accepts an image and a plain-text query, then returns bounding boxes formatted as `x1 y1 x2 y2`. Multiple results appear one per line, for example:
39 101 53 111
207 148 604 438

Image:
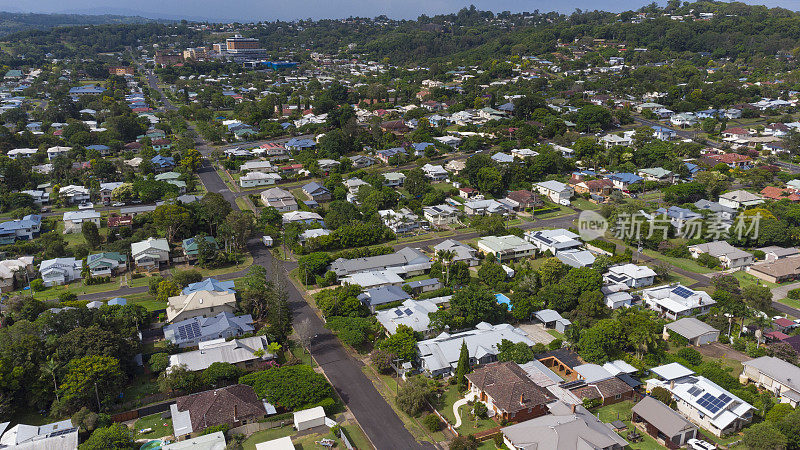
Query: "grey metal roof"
742 356 800 394
665 317 719 340
632 396 696 437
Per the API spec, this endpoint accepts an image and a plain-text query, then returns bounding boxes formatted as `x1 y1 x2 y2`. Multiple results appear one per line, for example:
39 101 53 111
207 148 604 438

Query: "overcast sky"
0 0 799 22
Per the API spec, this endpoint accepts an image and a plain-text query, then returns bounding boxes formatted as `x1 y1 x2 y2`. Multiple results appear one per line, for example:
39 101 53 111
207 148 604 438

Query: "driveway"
517 323 555 345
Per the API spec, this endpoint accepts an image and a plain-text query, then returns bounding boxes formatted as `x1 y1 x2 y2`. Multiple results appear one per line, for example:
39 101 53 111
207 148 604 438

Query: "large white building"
477 235 536 263
641 284 715 320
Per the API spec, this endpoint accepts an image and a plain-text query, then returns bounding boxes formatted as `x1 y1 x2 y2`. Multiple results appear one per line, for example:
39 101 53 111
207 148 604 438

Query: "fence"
229 419 293 436
339 428 354 450
427 401 459 436
111 400 175 423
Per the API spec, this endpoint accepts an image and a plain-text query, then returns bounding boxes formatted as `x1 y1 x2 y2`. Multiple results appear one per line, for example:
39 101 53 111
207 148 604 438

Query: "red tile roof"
175 384 266 433
465 362 555 414
710 153 752 164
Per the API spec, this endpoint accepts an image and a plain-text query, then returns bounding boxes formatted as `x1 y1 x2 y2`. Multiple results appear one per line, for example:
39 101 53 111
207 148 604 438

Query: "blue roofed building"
68 85 106 96
285 138 315 151
151 155 175 171
0 214 42 244
607 172 643 190
357 285 412 312
655 206 703 234
163 311 255 347
182 278 236 295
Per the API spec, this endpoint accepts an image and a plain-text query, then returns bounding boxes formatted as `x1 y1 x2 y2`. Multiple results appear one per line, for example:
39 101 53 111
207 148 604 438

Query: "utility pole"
94 382 101 411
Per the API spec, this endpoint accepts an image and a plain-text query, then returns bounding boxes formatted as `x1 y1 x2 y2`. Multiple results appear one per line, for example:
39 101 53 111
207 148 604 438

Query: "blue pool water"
140 440 162 450
495 293 511 307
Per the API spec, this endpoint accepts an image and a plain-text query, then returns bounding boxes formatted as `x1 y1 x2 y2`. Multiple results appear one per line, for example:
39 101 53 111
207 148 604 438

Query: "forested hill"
0 11 164 37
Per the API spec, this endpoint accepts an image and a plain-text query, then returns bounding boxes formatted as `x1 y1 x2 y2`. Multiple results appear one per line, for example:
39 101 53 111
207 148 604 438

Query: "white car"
111 202 125 207
78 202 94 210
687 438 716 450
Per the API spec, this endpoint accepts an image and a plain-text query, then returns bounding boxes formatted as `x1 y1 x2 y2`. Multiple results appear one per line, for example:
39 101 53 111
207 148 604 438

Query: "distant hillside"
0 11 167 37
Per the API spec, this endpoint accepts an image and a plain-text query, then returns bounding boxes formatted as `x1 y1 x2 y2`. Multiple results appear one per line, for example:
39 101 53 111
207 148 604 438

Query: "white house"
131 237 170 270
40 257 82 286
62 210 101 234
46 145 71 160
477 235 536 262
260 187 298 212
421 163 448 181
603 264 656 288
535 180 573 205
239 171 281 188
524 229 582 254
58 185 90 204
423 204 461 227
641 284 716 320
718 190 764 209
688 241 754 269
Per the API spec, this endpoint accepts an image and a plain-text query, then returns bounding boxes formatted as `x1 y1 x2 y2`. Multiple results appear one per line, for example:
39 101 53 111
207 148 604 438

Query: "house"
0 419 78 450
183 278 236 295
656 206 703 233
423 204 461 227
357 285 412 312
601 132 634 148
501 401 628 450
99 182 124 203
171 385 267 439
694 199 737 222
421 163 448 181
316 159 340 173
108 214 133 228
504 190 543 210
0 214 42 243
151 155 176 171
638 167 675 184
282 211 323 225
535 180 573 205
403 278 442 295
239 171 281 187
383 172 406 187
445 159 466 174
182 236 218 261
466 361 556 423
709 153 752 169
260 188 298 212
631 396 698 449
534 309 571 333
417 322 534 376
57 185 90 204
603 264 656 288
477 235 536 263
329 247 430 278
131 237 170 270
86 252 127 277
573 178 614 197
167 290 238 323
302 182 331 202
162 432 226 450
568 368 636 406
0 256 34 292
294 407 326 432
459 187 480 199
298 229 331 244
164 311 254 347
688 241 754 269
511 148 538 159
340 270 405 289
121 205 157 217
741 356 800 407
606 172 643 190
464 199 512 217
718 190 764 209
7 148 38 159
748 255 800 283
62 210 101 234
46 145 71 160
168 335 273 372
759 246 800 263
433 239 480 266
375 147 406 163
492 152 514 164
39 257 81 286
641 284 716 320
376 299 439 335
557 249 596 268
525 229 582 255
663 317 720 346
379 208 427 234
646 363 753 436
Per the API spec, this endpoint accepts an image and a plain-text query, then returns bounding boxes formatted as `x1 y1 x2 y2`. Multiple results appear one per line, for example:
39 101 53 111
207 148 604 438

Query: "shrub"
59 291 78 303
788 288 800 300
423 414 442 432
148 353 170 373
676 347 703 366
651 386 672 405
548 339 563 350
473 402 488 419
30 278 45 292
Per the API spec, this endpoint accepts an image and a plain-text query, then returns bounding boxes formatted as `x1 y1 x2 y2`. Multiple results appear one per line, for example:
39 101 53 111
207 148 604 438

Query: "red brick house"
171 384 267 440
505 190 544 210
465 361 555 423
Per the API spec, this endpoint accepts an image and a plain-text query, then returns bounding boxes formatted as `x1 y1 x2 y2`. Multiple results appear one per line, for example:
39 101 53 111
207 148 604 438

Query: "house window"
615 394 621 399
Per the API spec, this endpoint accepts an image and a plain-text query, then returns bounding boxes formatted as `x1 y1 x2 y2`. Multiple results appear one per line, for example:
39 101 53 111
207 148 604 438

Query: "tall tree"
455 341 470 390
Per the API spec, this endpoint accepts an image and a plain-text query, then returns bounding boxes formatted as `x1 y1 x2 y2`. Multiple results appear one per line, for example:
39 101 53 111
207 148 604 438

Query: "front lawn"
242 427 294 450
642 250 714 274
436 384 464 424
594 401 661 450
133 413 173 439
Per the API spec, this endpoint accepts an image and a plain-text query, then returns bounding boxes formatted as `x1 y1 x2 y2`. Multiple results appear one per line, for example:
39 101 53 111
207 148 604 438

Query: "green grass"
547 329 566 339
126 292 166 311
436 385 464 424
432 182 455 193
242 426 295 450
778 296 800 311
169 256 252 278
571 198 601 211
340 423 372 450
455 404 498 434
534 205 576 220
642 249 714 274
12 278 122 301
732 270 777 289
595 401 661 450
235 197 253 211
134 413 173 439
121 373 159 406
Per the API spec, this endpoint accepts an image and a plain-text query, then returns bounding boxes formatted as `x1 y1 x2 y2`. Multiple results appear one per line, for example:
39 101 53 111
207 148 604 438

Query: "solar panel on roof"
394 310 404 316
687 386 701 396
672 286 694 298
49 428 77 437
404 309 413 315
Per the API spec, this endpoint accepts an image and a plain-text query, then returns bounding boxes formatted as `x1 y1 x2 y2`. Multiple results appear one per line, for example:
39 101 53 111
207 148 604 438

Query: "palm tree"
42 357 60 402
436 250 455 285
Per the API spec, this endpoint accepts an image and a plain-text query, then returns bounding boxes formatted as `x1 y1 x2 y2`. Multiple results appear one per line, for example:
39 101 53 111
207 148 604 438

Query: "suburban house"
603 264 656 288
748 255 800 283
607 172 643 190
688 241 754 269
39 257 81 286
504 190 543 210
0 256 34 292
58 185 90 204
0 419 78 450
557 249 596 268
501 401 627 450
718 190 764 209
302 182 332 202
0 214 42 243
85 252 127 277
340 270 405 289
171 385 267 440
709 153 752 169
168 336 273 373
183 278 236 295
240 160 274 173
99 181 124 203
417 322 534 377
376 299 439 336
329 247 430 278
423 204 461 227
433 239 480 266
641 284 716 320
694 199 737 222
638 167 675 183
379 208 427 234
759 246 800 263
239 171 281 187
654 206 702 234
535 180 573 204
357 285 412 312
466 361 556 423
464 199 512 217
741 356 800 407
182 236 218 262
62 210 101 234
573 178 614 197
525 228 582 255
631 396 698 449
164 311 255 348
383 172 406 187
647 363 753 436
477 235 536 263
166 290 238 323
282 211 324 225
533 309 571 333
131 237 170 270
663 317 720 346
568 367 636 407
421 163 448 180
260 187 298 212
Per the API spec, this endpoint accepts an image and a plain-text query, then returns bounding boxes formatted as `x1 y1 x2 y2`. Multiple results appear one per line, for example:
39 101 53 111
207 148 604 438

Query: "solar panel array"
672 286 694 298
177 322 202 341
696 392 732 414
687 386 702 397
49 427 77 437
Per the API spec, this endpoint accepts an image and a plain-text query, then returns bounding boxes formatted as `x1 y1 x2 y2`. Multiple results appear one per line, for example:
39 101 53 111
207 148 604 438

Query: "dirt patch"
516 323 555 345
696 342 748 362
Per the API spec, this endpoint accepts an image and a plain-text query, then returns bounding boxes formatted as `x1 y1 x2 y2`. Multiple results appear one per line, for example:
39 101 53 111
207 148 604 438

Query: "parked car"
112 202 125 207
688 438 716 450
78 202 94 210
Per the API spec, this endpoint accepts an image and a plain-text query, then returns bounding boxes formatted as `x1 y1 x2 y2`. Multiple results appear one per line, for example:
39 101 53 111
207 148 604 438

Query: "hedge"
788 288 800 300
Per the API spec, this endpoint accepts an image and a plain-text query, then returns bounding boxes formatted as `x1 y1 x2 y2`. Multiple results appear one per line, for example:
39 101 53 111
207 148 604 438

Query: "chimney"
670 380 675 390
233 404 238 423
570 403 576 413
